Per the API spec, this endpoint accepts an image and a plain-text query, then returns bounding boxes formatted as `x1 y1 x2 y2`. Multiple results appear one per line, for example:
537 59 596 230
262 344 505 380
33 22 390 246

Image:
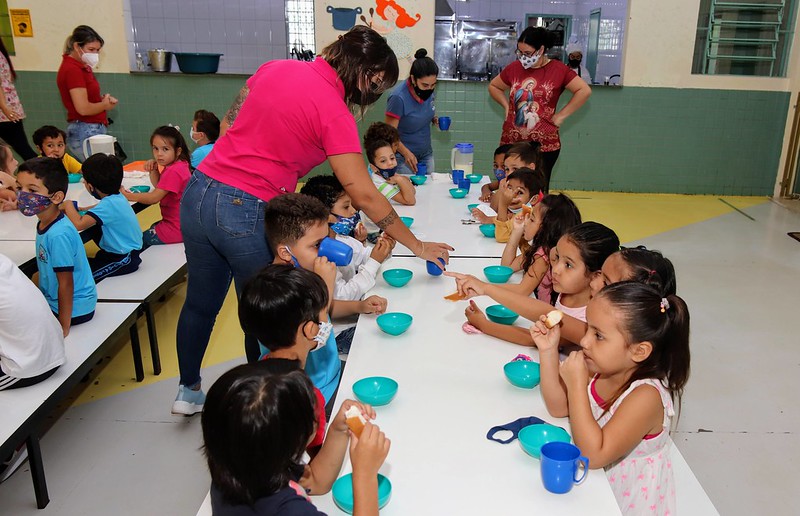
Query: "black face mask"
348 78 383 108
568 59 581 68
414 85 434 101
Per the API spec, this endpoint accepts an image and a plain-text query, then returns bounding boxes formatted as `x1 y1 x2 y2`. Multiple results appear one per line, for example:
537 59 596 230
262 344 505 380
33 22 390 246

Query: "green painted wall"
15 71 788 195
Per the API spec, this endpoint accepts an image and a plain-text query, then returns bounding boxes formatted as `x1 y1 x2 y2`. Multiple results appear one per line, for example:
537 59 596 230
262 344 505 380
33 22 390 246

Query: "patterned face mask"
329 212 361 237
17 190 54 216
312 321 333 350
519 52 540 69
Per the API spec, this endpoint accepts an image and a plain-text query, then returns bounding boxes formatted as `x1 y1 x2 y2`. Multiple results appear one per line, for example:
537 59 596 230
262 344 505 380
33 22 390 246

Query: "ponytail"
617 246 677 296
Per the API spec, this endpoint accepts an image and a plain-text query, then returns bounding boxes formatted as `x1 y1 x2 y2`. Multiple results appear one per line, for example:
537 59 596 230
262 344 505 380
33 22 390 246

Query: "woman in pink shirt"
171 26 454 415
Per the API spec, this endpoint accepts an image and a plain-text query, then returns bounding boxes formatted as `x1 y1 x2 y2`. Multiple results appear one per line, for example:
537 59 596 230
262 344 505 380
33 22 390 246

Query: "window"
286 0 315 57
692 0 797 77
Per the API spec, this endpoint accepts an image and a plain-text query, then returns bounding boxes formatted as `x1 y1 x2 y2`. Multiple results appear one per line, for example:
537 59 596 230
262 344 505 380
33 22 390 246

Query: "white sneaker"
171 385 205 416
0 445 28 483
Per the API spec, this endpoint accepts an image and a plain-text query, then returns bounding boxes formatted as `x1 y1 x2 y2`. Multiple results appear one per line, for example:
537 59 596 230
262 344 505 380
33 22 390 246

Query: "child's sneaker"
0 444 28 483
171 385 205 416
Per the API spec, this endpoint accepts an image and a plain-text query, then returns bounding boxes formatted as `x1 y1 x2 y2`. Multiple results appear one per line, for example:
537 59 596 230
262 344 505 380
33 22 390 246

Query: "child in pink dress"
533 281 691 515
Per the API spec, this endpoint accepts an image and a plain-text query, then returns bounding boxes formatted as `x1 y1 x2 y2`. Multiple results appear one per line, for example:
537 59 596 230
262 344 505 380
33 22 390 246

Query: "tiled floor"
1 193 797 515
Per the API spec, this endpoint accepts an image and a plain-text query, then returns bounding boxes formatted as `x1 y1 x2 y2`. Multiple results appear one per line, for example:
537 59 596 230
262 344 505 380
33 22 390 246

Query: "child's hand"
559 350 590 390
0 171 17 189
465 300 488 329
471 209 492 225
120 187 135 201
382 234 396 250
354 222 368 243
0 198 16 211
333 399 376 434
511 213 526 232
479 185 492 203
360 295 387 315
313 256 337 287
369 237 392 263
143 159 158 172
349 422 390 478
529 316 561 353
444 271 486 299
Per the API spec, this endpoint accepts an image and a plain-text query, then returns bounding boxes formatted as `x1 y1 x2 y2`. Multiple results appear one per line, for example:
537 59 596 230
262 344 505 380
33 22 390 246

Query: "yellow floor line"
69 192 769 405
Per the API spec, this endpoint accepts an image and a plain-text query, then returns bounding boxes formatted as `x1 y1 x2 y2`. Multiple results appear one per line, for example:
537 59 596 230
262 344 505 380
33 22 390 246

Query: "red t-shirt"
498 59 577 152
309 387 327 449
56 54 108 125
199 57 362 202
154 160 191 243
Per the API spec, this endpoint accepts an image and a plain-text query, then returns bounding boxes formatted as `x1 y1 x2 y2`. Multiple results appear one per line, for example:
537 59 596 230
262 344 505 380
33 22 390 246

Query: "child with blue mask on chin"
264 193 388 411
301 175 395 357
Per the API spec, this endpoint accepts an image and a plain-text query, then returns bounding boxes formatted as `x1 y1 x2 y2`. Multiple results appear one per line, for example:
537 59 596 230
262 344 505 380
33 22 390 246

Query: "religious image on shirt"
507 78 558 141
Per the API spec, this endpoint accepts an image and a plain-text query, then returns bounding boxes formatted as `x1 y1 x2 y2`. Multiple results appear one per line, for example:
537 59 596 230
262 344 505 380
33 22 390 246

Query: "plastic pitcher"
82 134 117 158
450 143 474 176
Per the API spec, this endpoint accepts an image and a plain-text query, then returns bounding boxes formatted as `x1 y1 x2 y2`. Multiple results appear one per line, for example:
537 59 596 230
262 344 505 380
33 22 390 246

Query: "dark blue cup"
438 116 451 131
416 162 427 175
540 442 589 494
426 257 446 276
451 169 465 185
458 178 471 191
318 237 353 266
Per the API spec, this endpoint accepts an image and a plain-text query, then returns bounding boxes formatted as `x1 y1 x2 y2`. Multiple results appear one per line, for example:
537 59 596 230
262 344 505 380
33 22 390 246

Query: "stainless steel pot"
147 49 172 72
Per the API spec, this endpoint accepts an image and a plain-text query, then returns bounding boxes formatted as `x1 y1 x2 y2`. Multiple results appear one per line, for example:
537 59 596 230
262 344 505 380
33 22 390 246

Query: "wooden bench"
0 303 143 509
95 243 188 377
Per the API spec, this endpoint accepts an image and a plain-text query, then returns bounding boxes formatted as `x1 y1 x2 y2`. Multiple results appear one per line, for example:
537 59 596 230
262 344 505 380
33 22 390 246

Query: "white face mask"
519 52 539 70
81 51 100 69
312 321 333 350
189 127 201 144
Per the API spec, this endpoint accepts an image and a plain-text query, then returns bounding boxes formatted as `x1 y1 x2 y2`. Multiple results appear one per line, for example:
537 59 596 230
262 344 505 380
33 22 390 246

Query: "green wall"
16 71 788 195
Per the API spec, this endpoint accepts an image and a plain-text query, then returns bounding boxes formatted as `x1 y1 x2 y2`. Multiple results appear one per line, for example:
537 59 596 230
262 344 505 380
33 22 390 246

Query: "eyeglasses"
515 49 537 58
367 72 383 93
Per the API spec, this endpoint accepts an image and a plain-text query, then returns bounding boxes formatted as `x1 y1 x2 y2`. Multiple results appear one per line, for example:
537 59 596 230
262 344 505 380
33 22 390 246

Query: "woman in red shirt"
56 26 118 161
489 27 591 190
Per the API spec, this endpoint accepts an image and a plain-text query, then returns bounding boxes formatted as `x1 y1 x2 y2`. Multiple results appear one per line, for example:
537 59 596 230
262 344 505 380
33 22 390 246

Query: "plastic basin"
173 52 223 74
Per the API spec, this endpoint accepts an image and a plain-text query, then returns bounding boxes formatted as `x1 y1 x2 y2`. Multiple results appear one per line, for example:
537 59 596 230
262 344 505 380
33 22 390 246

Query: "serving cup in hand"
485 304 518 325
382 268 413 287
376 312 413 336
352 376 399 406
318 236 353 266
518 423 570 459
540 442 589 494
479 224 496 238
426 257 446 276
503 361 541 389
332 473 392 514
438 116 451 130
483 265 513 283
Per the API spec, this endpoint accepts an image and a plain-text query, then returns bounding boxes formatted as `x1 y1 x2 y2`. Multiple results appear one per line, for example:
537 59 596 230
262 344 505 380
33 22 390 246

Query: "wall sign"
10 9 32 37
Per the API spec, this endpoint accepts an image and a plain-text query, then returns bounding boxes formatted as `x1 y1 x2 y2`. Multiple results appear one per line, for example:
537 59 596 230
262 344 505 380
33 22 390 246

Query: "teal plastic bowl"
376 312 413 335
486 304 518 325
479 224 496 238
68 173 82 183
129 185 151 193
449 188 468 199
352 376 399 406
400 216 414 228
382 268 413 287
503 360 541 389
467 203 479 214
173 52 223 74
332 473 392 514
518 423 571 459
484 265 514 283
466 173 482 183
410 175 427 185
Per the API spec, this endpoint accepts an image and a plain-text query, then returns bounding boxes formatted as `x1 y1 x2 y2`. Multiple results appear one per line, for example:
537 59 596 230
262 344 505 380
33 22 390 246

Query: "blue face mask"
378 165 398 179
329 212 361 237
494 168 506 181
283 246 301 268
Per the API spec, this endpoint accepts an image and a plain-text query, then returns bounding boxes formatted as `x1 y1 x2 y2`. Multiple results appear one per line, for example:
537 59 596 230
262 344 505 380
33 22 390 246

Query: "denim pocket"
215 192 261 237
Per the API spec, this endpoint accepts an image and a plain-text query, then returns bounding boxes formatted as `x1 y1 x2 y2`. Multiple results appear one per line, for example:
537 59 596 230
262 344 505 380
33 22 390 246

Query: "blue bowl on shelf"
382 268 413 287
376 312 413 335
410 175 427 185
479 224 496 238
484 265 514 283
486 304 518 325
518 423 571 459
449 188 468 199
332 473 392 514
400 216 414 228
68 173 82 183
503 360 541 389
352 376 399 406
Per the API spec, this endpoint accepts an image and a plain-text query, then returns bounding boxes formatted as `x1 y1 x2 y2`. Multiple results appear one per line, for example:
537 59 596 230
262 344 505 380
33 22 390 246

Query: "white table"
312 257 620 515
1 240 36 267
391 174 507 259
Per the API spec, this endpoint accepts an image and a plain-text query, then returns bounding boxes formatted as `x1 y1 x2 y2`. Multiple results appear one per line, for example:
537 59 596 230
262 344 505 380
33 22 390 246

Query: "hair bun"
414 48 428 59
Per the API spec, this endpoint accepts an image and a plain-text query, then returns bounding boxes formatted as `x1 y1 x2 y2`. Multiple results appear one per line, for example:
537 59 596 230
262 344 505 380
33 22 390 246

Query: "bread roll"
345 406 366 437
544 310 563 329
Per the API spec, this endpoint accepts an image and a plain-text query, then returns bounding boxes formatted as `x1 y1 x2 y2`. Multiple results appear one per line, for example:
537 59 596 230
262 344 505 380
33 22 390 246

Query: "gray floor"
1 201 798 515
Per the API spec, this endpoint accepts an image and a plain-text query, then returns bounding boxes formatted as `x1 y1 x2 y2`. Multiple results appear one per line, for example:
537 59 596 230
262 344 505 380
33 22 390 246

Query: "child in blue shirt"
62 153 143 282
15 157 96 336
190 109 219 169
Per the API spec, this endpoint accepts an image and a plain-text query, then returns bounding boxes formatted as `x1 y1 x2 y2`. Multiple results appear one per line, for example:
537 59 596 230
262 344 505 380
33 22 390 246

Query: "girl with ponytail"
532 281 690 515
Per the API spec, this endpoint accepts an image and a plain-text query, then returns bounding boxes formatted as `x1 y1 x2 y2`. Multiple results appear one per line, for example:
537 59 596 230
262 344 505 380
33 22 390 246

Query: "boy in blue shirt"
190 109 219 169
62 153 143 282
15 157 97 336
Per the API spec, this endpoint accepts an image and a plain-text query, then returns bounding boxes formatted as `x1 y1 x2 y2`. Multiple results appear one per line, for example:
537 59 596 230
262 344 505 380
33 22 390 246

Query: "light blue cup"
352 376 399 406
503 360 541 389
332 473 392 514
519 424 572 459
376 312 413 335
484 265 513 283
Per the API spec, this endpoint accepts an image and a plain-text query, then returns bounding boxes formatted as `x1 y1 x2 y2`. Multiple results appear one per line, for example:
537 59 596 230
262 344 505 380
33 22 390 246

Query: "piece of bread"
444 291 466 301
345 406 366 437
544 310 563 329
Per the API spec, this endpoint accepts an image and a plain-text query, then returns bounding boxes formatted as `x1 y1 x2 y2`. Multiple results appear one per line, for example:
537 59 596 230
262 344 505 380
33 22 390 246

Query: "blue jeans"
66 122 107 162
141 222 165 250
175 171 273 387
396 149 435 175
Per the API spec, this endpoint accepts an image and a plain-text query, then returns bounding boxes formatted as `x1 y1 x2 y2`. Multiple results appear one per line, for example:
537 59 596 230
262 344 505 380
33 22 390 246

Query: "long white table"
312 257 620 514
391 174 507 259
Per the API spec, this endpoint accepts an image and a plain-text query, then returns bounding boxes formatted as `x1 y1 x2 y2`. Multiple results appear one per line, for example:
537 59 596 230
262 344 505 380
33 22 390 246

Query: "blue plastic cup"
438 116 451 130
540 442 589 494
318 237 353 266
426 257 446 276
451 169 464 185
416 162 427 175
458 178 471 191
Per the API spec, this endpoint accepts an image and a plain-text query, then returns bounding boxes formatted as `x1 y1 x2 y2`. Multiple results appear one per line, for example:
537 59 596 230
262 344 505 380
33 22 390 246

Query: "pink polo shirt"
199 58 362 201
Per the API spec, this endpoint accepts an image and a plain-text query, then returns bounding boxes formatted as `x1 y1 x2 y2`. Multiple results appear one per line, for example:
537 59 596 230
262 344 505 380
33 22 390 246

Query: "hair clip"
660 298 670 313
648 269 657 277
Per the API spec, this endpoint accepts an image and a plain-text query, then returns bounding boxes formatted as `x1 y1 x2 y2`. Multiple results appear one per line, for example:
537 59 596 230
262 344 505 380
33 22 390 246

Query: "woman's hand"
432 116 439 128
444 271 486 298
465 300 488 329
401 149 418 173
529 316 561 353
416 241 453 269
551 112 565 128
3 108 22 123
560 350 590 391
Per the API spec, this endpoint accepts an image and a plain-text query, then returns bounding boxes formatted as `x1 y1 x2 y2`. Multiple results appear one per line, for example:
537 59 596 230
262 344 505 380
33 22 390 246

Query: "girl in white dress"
533 281 690 515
